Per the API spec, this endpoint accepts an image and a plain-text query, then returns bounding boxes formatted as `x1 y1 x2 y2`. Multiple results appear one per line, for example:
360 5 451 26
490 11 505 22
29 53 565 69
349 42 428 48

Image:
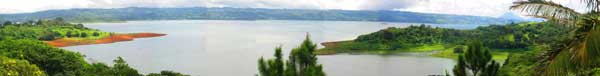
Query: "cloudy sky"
0 0 588 17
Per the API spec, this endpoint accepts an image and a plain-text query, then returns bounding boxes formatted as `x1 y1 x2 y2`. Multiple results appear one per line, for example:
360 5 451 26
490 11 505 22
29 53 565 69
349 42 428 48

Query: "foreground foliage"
258 35 326 76
510 0 600 75
0 56 46 76
453 41 500 76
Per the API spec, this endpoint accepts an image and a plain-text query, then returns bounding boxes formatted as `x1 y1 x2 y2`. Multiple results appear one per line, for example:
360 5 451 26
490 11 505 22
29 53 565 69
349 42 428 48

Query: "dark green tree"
454 41 500 76
80 32 88 37
464 41 491 75
66 31 73 38
453 55 467 76
147 70 189 76
54 17 65 23
3 21 12 25
87 63 114 75
258 46 285 76
39 32 61 41
113 57 141 76
257 34 325 76
93 32 100 37
286 34 325 76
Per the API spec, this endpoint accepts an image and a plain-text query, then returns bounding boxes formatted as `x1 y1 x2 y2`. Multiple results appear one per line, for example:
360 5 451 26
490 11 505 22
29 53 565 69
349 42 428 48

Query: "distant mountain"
0 7 522 24
499 12 524 21
499 12 545 22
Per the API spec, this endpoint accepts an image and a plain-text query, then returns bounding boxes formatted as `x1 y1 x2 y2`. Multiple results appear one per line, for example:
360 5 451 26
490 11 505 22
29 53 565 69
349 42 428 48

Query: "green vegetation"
452 41 500 76
147 71 189 76
0 19 186 75
0 18 111 41
318 22 570 61
0 56 45 76
258 35 325 76
507 0 600 75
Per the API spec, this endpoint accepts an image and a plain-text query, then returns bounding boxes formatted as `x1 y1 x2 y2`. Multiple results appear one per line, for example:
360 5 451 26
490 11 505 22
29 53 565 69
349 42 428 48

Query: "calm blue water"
64 20 463 76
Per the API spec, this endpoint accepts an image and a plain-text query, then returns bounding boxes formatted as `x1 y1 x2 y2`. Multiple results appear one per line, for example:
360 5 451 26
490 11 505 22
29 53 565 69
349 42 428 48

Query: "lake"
63 20 462 76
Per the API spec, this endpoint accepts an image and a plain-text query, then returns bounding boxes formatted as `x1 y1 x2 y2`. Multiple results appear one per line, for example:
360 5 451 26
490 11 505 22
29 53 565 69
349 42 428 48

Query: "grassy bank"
317 41 455 55
317 40 540 62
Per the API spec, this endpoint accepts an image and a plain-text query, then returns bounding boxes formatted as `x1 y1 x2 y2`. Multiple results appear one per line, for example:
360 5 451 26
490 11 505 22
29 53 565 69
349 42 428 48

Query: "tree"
0 39 88 75
88 63 114 75
66 31 73 38
147 70 189 76
93 32 100 37
0 56 46 76
453 55 467 76
453 41 500 76
80 32 88 37
287 34 325 76
511 0 600 75
54 17 65 23
112 57 141 76
464 41 492 75
258 46 284 76
257 34 326 76
39 32 61 41
3 21 12 26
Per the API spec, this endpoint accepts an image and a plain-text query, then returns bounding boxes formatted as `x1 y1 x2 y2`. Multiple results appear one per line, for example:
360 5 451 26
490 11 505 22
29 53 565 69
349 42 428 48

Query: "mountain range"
0 7 523 24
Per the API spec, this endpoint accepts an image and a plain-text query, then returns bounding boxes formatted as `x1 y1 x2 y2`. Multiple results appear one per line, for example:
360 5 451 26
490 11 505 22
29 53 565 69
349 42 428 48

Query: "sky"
0 0 588 18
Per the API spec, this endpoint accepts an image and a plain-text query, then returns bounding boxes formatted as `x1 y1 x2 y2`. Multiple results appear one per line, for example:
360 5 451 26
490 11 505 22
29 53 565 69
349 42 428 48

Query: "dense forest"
0 7 520 24
0 18 187 76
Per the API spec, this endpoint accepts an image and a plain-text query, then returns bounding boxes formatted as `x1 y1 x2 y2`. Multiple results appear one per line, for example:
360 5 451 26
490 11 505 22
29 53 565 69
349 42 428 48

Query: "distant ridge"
0 7 522 24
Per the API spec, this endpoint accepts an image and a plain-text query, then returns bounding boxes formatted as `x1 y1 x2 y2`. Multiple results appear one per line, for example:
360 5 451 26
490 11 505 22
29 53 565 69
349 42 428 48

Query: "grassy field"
430 45 543 62
318 41 538 62
51 26 112 40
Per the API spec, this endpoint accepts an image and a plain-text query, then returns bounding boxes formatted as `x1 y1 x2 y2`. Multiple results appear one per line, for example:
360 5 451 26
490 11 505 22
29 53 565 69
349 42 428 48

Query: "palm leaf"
510 0 582 26
545 27 600 76
582 0 600 11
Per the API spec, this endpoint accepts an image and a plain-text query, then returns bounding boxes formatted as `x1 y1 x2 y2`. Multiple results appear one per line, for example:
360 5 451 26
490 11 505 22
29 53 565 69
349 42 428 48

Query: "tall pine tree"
453 41 500 76
258 34 325 76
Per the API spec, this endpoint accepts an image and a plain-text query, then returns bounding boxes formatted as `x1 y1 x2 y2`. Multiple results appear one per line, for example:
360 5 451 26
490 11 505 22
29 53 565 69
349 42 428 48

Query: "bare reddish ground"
46 33 166 47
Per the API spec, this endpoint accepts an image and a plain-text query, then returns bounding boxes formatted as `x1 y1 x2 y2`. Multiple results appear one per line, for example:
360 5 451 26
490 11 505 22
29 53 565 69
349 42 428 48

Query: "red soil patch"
46 33 166 47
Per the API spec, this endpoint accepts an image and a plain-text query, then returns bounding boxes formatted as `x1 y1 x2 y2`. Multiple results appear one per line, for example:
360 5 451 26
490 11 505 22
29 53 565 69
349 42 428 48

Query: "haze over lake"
63 20 463 76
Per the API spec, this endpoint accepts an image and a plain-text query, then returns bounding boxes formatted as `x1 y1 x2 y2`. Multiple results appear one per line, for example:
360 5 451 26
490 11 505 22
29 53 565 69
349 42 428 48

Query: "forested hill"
318 22 572 54
0 7 521 24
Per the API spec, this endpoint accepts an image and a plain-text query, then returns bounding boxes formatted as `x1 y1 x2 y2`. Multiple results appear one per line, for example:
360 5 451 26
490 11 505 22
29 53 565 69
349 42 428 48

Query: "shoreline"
46 33 166 47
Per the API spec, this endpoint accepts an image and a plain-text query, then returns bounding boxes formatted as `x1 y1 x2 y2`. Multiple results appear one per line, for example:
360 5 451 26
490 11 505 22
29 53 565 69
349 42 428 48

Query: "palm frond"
510 0 582 26
545 28 600 76
582 0 600 11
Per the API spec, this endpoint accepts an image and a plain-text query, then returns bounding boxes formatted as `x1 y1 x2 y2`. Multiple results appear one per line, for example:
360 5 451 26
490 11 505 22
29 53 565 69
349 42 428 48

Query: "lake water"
63 20 461 76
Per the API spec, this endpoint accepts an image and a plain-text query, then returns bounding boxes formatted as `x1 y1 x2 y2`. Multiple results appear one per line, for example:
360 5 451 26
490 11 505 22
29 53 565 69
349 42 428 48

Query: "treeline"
0 18 109 41
323 22 571 53
0 7 519 24
0 19 187 76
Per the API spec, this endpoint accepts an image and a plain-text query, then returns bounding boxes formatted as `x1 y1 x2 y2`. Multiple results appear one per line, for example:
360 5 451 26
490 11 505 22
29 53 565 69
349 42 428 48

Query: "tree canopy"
258 35 325 76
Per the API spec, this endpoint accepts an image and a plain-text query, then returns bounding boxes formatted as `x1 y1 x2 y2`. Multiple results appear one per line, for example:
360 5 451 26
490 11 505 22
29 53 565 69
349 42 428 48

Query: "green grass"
401 44 450 52
317 42 456 55
51 27 112 40
431 45 542 62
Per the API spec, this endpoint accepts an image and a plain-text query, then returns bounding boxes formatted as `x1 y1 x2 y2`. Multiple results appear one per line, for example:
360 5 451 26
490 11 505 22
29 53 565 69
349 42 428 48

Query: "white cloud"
398 0 587 17
0 0 590 18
